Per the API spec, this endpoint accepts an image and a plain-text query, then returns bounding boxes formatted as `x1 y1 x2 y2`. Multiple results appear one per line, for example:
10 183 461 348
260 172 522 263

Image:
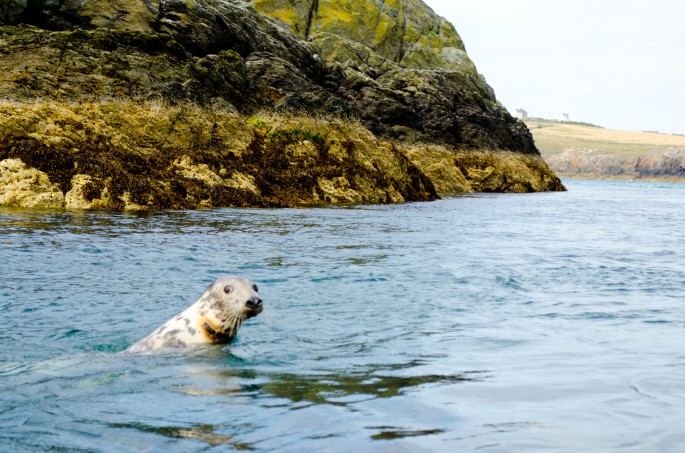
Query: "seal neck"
202 320 235 344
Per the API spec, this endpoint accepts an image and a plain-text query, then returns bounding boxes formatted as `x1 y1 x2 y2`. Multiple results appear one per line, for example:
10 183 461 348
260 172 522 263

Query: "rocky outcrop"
253 0 536 150
546 149 685 180
406 147 565 193
0 158 65 207
0 101 438 209
0 0 564 209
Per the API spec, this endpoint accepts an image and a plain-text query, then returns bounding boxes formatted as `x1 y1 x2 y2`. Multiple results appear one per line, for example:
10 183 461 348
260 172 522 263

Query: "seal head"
199 276 263 342
126 276 263 353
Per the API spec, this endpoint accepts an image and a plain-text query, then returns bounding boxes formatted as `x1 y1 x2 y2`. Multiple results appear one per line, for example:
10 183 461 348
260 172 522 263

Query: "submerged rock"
0 0 564 210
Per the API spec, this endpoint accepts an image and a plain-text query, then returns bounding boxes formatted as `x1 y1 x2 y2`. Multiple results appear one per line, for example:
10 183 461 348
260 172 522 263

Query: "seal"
126 276 263 353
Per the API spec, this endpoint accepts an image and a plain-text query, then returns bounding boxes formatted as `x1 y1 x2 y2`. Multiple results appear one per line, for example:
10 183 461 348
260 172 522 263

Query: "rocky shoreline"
0 0 565 209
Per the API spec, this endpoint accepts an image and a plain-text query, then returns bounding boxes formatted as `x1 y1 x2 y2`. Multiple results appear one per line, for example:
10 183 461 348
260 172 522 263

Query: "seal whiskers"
201 312 245 343
126 276 263 353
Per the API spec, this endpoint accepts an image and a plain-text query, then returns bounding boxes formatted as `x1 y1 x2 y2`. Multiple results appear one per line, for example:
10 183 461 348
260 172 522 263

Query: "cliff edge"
0 0 564 209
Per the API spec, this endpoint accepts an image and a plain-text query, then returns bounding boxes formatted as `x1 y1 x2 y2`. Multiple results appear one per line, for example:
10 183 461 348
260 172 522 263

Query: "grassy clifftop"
528 119 685 180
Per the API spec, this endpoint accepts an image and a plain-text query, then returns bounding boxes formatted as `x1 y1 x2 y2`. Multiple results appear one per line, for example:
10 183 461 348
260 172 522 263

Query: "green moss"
266 127 323 144
247 116 269 130
262 7 303 33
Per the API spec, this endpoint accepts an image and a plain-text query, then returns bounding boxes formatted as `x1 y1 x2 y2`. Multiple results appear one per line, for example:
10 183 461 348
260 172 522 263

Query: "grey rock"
0 0 28 24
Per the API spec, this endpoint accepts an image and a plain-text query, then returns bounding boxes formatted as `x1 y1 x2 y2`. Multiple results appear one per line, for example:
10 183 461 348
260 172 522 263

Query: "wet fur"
126 276 262 353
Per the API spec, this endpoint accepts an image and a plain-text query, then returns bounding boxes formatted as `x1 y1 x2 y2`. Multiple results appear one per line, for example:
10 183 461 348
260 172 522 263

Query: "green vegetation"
247 116 269 130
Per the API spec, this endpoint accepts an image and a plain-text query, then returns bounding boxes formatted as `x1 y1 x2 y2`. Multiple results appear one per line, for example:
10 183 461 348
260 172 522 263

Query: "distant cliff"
546 149 685 180
0 0 564 209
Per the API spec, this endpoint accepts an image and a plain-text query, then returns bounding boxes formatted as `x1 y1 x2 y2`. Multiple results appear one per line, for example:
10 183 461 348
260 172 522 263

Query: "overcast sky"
426 0 685 134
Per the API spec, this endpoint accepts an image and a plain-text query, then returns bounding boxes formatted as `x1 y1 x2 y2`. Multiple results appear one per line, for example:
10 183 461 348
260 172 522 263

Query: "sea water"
1 179 684 452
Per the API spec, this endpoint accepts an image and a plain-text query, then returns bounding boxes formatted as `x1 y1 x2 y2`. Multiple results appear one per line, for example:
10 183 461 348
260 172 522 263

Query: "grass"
526 119 685 158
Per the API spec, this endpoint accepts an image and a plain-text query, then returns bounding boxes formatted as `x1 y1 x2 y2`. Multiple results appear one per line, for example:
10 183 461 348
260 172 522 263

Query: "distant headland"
525 118 685 181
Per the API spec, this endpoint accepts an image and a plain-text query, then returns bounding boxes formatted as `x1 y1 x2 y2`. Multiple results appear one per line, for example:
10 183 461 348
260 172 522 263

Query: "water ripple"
1 180 685 451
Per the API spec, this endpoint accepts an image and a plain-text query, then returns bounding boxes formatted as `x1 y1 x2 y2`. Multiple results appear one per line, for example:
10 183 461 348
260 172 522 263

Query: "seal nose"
246 297 262 309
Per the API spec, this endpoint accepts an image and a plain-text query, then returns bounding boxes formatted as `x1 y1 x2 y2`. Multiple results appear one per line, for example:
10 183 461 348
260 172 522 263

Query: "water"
1 179 684 452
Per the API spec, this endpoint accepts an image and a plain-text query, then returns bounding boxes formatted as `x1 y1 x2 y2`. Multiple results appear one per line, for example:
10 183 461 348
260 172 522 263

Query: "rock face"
0 0 564 209
255 0 473 70
253 0 536 150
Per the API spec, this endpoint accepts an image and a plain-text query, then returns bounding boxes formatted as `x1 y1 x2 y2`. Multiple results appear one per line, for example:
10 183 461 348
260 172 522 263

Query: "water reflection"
169 358 478 408
370 427 445 440
253 371 471 407
109 422 254 450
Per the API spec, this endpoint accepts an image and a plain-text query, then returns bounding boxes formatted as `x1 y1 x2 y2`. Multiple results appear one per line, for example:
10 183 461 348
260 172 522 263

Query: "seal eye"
223 285 233 294
252 284 259 292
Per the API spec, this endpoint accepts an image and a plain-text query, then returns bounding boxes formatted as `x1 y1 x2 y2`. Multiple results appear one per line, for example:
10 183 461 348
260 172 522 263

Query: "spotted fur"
126 276 263 353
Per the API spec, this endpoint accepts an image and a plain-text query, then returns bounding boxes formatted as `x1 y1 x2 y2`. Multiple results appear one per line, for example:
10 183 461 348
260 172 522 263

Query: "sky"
425 0 685 134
